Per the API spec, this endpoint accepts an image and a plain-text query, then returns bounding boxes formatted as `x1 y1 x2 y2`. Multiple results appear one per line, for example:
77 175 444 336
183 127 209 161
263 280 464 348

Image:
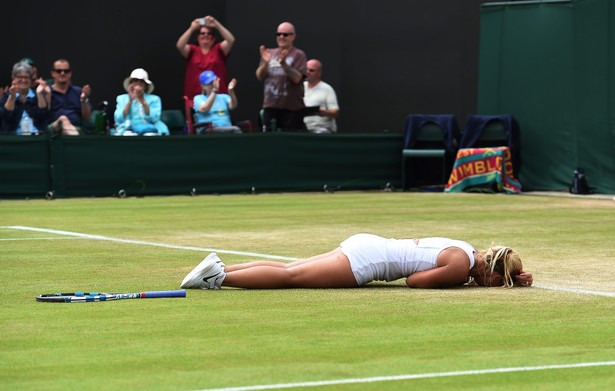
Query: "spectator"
193 70 240 134
0 61 50 135
48 59 91 136
19 58 39 86
113 68 169 136
19 57 51 107
177 15 235 100
303 59 339 133
256 21 307 131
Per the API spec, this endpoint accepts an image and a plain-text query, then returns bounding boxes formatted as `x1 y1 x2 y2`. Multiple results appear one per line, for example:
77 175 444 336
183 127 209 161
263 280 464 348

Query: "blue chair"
401 114 460 189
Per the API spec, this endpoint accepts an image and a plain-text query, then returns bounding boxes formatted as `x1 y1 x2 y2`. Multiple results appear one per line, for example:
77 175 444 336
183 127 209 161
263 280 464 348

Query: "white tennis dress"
339 233 475 286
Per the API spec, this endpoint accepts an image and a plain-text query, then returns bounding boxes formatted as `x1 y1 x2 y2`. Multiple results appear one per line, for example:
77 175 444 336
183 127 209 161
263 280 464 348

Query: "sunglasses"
53 69 71 74
199 31 214 36
276 32 294 37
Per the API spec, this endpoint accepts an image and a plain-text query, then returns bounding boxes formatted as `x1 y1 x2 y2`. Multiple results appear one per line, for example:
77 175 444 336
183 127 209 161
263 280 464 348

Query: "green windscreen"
478 0 615 193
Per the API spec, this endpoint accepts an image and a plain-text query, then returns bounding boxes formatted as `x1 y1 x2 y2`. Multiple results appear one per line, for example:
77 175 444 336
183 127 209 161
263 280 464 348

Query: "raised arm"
176 19 201 58
256 46 270 81
227 78 238 109
205 16 235 56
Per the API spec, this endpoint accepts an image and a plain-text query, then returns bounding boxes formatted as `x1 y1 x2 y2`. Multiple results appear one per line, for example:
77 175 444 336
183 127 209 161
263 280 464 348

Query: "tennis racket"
36 289 186 303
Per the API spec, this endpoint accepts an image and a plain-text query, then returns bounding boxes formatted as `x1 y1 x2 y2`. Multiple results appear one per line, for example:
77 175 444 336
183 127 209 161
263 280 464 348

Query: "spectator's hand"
128 85 138 100
228 78 237 91
8 82 18 97
81 84 91 100
259 45 271 63
191 18 202 30
36 79 50 96
279 49 288 60
134 84 145 98
213 78 220 90
205 15 217 28
279 49 289 64
515 271 533 287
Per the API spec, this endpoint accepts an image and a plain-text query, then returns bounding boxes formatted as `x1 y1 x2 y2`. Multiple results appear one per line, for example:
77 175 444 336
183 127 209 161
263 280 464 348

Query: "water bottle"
19 112 34 136
570 167 590 194
95 112 106 134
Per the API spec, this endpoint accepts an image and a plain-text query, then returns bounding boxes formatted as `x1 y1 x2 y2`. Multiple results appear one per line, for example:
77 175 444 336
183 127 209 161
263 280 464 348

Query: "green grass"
1 192 614 390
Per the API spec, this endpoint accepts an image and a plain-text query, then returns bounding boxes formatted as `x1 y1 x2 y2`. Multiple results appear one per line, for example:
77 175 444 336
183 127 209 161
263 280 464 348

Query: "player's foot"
180 253 226 289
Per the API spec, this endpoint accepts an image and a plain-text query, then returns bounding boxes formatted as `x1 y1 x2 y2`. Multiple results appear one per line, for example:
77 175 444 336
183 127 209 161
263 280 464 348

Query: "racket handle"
141 289 186 298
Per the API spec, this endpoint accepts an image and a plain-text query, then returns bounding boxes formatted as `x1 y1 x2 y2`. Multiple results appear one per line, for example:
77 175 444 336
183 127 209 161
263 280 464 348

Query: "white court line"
533 284 615 298
194 361 615 391
2 226 614 298
0 237 88 241
0 226 298 261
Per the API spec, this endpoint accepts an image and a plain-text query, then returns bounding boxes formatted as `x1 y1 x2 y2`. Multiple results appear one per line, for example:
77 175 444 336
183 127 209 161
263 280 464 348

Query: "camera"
199 18 206 26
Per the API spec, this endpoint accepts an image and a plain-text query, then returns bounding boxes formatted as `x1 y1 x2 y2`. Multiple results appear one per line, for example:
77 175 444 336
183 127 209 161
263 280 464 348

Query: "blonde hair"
482 245 523 287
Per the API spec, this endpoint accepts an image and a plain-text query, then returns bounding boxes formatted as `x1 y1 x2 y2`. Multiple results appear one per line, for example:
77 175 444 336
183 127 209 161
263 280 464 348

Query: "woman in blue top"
113 68 169 136
193 70 240 133
180 233 534 290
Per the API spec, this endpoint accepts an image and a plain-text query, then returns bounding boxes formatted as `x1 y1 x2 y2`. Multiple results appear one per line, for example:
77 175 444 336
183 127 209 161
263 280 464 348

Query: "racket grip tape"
141 289 186 298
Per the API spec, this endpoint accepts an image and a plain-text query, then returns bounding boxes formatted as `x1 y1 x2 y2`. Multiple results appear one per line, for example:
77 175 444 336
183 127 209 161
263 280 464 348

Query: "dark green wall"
0 134 403 199
478 0 615 193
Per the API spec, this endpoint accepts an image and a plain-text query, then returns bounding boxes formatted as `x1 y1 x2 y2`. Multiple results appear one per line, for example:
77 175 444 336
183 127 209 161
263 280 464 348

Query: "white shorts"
340 233 391 286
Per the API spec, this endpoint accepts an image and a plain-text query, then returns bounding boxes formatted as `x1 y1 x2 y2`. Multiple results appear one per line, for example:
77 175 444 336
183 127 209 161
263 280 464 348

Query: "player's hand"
516 271 533 287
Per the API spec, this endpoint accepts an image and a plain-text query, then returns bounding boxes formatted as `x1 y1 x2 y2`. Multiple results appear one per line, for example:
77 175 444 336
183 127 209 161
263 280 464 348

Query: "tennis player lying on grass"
180 233 533 290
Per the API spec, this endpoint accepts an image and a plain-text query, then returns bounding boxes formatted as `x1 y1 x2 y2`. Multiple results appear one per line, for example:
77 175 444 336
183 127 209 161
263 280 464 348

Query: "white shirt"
303 80 339 132
340 234 476 285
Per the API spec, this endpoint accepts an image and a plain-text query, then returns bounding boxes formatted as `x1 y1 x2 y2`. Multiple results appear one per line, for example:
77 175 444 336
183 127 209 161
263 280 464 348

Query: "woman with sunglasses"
177 15 235 100
180 233 534 290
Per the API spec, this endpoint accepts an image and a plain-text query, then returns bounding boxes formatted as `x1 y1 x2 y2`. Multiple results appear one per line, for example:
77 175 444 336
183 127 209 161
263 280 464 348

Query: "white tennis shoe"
180 253 226 289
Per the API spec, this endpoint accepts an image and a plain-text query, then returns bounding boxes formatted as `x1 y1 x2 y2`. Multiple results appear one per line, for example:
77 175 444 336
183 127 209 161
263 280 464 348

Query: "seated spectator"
0 61 50 135
48 59 91 136
19 58 39 87
303 59 339 133
113 68 169 136
193 70 240 134
19 57 50 107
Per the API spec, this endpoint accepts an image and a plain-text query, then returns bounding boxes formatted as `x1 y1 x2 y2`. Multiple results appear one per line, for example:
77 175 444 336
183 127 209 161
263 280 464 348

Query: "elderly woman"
0 61 50 134
113 68 169 136
180 233 534 290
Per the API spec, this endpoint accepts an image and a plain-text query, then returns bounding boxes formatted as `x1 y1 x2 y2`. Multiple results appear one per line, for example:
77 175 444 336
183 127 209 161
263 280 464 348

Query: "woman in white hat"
113 68 169 136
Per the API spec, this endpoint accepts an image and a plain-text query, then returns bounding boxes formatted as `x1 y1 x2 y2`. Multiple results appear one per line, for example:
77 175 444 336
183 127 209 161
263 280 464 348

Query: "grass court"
1 192 614 390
